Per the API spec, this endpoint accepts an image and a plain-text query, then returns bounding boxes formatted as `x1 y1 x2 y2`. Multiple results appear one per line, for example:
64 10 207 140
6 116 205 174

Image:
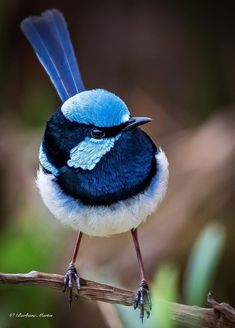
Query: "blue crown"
61 89 130 127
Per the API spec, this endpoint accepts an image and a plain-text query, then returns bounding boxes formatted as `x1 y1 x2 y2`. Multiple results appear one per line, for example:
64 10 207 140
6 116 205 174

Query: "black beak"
122 117 153 131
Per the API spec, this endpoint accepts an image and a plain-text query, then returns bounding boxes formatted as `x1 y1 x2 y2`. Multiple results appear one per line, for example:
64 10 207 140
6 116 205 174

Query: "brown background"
0 1 235 327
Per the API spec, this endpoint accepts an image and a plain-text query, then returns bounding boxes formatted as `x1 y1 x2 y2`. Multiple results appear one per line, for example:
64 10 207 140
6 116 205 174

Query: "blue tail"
21 9 85 102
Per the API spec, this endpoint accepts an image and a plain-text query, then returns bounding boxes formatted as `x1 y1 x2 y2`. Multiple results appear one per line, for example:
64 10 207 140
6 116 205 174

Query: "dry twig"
1 271 235 327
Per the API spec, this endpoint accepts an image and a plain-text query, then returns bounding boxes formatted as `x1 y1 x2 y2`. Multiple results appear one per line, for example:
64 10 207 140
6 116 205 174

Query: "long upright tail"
21 9 85 102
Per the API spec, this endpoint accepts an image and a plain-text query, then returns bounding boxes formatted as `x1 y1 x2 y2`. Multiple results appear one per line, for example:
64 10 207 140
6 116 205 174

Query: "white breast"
36 149 169 237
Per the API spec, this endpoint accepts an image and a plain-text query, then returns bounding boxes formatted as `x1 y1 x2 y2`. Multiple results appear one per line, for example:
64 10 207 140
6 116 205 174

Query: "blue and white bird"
21 9 169 321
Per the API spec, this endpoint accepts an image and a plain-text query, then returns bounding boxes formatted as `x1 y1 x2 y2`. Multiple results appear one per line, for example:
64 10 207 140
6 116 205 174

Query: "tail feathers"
21 9 85 102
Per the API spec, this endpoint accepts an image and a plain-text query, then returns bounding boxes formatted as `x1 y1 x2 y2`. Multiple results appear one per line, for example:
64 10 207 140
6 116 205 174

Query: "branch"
0 271 133 305
1 271 235 327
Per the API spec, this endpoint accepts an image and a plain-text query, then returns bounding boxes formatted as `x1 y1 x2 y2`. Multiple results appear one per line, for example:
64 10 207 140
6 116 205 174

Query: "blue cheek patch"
67 135 121 170
39 143 59 176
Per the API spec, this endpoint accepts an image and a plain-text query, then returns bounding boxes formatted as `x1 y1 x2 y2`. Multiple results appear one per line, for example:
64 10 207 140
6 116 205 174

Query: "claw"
63 274 68 293
134 289 140 309
63 262 80 306
134 280 152 322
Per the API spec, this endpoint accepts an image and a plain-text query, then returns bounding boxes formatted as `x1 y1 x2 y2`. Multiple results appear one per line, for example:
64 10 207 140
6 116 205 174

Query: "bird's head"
44 89 152 171
61 88 152 130
61 88 130 128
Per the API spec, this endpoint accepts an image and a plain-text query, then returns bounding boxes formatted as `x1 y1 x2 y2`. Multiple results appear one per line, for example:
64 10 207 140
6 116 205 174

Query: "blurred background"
0 0 234 327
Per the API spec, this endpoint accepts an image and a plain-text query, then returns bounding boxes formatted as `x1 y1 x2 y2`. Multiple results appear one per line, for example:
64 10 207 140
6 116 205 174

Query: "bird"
20 9 169 321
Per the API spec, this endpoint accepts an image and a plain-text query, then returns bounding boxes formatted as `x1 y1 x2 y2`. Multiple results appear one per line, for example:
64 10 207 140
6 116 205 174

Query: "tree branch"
1 271 235 327
0 271 133 305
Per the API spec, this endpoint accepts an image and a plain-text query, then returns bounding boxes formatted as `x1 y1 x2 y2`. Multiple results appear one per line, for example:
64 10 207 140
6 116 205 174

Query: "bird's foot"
134 280 152 322
63 262 80 306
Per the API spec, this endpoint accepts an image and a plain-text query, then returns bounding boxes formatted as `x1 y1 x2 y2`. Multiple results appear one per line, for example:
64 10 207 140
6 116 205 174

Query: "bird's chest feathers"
67 135 121 170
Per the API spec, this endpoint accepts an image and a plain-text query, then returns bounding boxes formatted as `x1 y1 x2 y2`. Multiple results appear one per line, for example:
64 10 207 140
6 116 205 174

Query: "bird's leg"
131 228 152 322
63 231 83 306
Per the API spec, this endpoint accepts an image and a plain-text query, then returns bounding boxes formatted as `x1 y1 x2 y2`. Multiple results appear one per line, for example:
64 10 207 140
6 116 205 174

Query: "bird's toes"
134 280 152 322
63 262 81 306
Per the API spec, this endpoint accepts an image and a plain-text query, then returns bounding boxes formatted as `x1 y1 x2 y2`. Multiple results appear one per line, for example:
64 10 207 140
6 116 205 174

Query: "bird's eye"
91 128 105 139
